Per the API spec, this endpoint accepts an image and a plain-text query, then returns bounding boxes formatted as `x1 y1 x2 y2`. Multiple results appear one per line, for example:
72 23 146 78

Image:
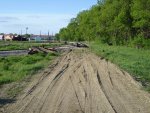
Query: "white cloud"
0 13 74 34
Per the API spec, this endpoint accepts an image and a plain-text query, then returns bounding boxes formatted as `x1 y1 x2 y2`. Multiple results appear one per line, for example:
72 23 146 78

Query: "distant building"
0 35 4 40
31 35 56 42
30 35 43 41
35 36 42 42
4 34 14 41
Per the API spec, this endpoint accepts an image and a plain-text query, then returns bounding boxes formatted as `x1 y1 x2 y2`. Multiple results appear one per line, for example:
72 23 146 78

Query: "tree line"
57 0 150 47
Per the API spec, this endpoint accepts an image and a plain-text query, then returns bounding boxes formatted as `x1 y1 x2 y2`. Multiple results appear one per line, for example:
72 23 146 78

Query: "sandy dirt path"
3 49 150 113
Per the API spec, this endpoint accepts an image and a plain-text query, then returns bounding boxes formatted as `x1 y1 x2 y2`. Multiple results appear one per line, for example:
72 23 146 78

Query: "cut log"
76 42 89 48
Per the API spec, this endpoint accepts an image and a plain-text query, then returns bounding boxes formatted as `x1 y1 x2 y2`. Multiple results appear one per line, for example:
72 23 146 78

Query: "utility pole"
21 29 22 41
40 30 41 37
26 27 30 42
21 29 22 36
48 30 49 37
48 30 50 42
26 27 28 34
52 32 54 42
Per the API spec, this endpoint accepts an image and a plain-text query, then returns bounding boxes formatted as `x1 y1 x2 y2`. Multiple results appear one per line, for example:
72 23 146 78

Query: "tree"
131 0 150 38
55 33 60 41
58 0 150 46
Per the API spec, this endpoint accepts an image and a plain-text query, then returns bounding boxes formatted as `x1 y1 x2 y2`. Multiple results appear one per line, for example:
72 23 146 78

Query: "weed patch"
0 52 57 85
90 41 150 91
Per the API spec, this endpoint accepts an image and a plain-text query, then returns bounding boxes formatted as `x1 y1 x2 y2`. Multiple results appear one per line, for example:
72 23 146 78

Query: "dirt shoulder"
1 49 150 113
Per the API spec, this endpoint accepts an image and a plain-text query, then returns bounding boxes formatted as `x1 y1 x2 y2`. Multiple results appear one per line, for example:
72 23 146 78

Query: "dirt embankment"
2 49 150 113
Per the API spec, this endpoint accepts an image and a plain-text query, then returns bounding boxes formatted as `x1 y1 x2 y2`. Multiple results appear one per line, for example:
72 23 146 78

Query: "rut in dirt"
4 49 150 113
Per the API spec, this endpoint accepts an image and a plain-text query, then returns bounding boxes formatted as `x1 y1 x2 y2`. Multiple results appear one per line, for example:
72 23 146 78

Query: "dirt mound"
2 49 150 113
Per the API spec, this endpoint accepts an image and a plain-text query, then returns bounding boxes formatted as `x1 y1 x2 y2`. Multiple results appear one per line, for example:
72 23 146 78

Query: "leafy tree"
131 0 150 38
58 0 150 47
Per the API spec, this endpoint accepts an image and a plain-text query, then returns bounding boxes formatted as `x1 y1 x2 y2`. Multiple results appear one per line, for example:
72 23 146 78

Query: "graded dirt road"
3 49 150 113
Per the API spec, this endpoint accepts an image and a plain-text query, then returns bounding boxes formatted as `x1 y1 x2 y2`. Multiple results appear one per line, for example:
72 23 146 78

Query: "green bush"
130 34 150 49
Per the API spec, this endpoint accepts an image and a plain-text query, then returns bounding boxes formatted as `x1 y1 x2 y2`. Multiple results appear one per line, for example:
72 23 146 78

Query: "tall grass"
90 41 150 91
0 52 58 85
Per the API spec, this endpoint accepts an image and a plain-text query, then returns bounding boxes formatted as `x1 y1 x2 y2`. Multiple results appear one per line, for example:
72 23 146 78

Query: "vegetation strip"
0 41 62 51
90 41 150 91
58 0 150 48
0 49 58 85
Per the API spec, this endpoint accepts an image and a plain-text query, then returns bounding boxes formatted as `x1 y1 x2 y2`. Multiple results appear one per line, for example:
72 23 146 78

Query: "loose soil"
1 49 150 113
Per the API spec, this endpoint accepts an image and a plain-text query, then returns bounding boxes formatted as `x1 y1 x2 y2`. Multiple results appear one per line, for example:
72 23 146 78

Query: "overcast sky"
0 0 97 35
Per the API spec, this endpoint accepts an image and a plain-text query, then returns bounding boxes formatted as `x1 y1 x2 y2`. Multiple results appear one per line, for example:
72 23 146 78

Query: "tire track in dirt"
3 49 150 113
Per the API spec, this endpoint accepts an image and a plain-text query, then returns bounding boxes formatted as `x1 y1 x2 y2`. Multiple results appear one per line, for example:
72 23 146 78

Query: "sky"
0 0 97 35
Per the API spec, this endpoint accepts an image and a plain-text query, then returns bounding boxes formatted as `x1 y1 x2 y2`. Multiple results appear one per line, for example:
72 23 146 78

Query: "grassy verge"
0 52 58 85
0 41 62 51
90 41 150 91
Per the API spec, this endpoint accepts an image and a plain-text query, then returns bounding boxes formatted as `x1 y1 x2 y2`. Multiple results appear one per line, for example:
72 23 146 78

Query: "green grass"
0 52 58 85
0 41 60 97
0 41 62 51
90 41 150 91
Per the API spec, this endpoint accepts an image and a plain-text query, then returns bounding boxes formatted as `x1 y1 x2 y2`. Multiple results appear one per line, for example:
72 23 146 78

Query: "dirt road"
3 49 150 113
